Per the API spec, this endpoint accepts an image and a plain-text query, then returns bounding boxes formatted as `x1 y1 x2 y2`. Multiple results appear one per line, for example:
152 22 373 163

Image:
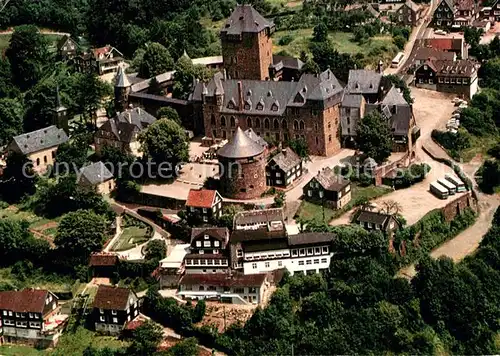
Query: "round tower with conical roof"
217 127 267 199
114 66 131 113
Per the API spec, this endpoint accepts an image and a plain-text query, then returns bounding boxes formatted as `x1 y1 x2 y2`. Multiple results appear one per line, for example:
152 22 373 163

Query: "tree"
464 27 483 48
166 337 198 356
138 118 189 167
127 320 163 356
460 107 497 136
310 41 360 83
156 107 182 125
357 111 392 164
393 35 406 50
72 72 112 126
6 25 49 91
192 300 206 323
138 42 174 78
312 23 328 42
380 200 402 215
55 134 90 172
0 152 37 203
23 78 58 132
0 219 47 266
480 57 500 91
0 58 20 98
479 159 500 193
172 54 213 99
287 138 309 160
54 209 107 263
0 98 24 146
147 77 164 95
274 191 285 208
144 239 167 261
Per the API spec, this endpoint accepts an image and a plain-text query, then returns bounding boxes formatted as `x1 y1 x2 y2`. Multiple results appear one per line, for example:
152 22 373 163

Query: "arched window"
273 119 279 130
255 118 261 128
282 120 288 129
210 114 216 125
230 116 236 127
299 120 305 130
220 116 226 127
36 158 40 166
264 118 270 129
43 155 47 163
293 120 299 130
247 117 252 128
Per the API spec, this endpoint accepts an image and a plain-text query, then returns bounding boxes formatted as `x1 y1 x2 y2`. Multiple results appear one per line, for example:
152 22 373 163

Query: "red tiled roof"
179 273 267 287
92 285 134 310
0 289 51 313
425 38 462 51
186 189 217 208
92 45 111 57
124 314 149 330
89 253 118 267
456 0 474 11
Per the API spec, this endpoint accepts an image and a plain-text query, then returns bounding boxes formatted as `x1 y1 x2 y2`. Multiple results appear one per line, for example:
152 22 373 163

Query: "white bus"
437 178 456 195
391 52 405 68
430 181 449 199
445 174 467 192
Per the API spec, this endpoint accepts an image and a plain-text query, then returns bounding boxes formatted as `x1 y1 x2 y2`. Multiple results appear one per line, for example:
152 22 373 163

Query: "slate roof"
244 238 289 252
221 5 274 35
186 189 218 208
11 125 68 155
355 210 392 225
433 59 476 77
271 55 304 71
288 232 335 246
381 86 408 106
346 70 383 94
115 66 131 88
0 289 54 313
269 147 301 172
314 167 351 192
98 107 157 143
57 35 74 50
191 227 229 244
288 69 343 106
93 285 135 310
414 47 456 61
244 128 268 149
115 107 156 127
342 93 363 108
180 272 267 287
79 161 114 185
217 127 264 158
234 208 284 226
231 227 287 243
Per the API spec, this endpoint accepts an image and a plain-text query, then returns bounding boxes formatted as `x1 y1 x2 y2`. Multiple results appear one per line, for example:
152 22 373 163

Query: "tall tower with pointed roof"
220 4 275 80
217 127 267 199
51 85 69 133
114 66 132 113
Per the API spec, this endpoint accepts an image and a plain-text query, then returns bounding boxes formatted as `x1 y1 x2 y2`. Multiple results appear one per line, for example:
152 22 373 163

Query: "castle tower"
114 66 131 112
217 127 267 200
51 85 69 133
220 4 275 81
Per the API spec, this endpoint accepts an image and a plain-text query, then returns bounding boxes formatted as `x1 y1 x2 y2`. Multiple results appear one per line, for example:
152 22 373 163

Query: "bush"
278 34 294 46
431 129 471 159
393 35 406 50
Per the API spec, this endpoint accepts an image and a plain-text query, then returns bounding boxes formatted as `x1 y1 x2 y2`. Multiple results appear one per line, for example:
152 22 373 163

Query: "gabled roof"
355 210 393 225
191 227 229 243
115 107 156 128
10 125 68 155
79 161 114 185
346 70 383 95
313 167 351 192
268 147 301 172
221 4 274 35
342 93 363 108
381 86 408 106
98 107 157 143
0 289 54 313
271 55 304 71
217 127 264 159
288 69 343 106
57 35 75 50
186 189 219 208
424 38 463 52
89 253 119 267
93 285 136 311
231 227 287 243
414 47 456 61
434 59 476 77
438 0 454 11
98 119 139 143
92 45 123 59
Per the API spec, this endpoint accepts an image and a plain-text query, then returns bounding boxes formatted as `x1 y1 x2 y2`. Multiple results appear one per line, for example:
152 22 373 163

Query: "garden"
109 215 153 252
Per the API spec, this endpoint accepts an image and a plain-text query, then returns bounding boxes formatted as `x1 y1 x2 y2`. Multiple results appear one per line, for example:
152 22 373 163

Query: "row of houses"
432 0 500 30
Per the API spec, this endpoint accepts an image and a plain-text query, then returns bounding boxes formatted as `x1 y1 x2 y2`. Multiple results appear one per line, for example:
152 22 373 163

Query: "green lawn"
0 33 64 52
0 205 61 239
0 268 80 294
296 184 393 223
110 226 150 252
52 327 129 356
459 134 499 163
0 345 46 356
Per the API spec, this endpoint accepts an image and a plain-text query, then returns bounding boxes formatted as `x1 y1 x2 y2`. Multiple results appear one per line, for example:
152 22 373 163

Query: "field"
0 205 61 240
0 32 64 52
458 134 499 163
273 30 398 66
110 226 150 252
297 184 393 223
0 268 81 294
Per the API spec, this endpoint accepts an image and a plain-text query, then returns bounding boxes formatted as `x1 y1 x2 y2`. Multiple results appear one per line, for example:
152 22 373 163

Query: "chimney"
237 81 244 111
126 112 131 123
282 148 287 156
137 107 141 115
223 69 227 80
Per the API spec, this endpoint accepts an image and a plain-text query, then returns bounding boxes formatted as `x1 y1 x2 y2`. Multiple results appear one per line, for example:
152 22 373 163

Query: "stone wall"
441 191 477 222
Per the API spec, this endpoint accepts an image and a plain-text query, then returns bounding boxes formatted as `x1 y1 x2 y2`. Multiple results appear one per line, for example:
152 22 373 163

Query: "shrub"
393 35 406 50
278 34 294 46
431 129 471 159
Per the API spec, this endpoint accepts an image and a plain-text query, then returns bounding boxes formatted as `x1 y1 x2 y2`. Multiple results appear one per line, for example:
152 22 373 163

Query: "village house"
56 35 78 60
94 106 157 156
89 253 119 278
8 125 68 173
303 167 352 209
0 289 68 348
77 161 115 194
91 285 140 335
185 189 223 222
480 0 500 22
74 45 124 75
392 0 423 26
353 210 401 234
433 0 477 29
184 227 230 274
412 47 456 67
421 36 467 59
233 208 285 231
266 147 303 188
414 59 478 99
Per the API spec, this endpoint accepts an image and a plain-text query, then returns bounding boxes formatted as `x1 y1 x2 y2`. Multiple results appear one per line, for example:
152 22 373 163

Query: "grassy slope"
110 226 150 251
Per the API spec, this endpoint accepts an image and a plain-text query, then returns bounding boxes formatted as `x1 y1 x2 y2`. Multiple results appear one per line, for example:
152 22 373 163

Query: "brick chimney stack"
238 81 244 111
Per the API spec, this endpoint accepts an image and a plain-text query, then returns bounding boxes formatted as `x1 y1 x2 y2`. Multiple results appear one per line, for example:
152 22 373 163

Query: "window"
29 321 41 328
265 262 270 268
111 310 117 315
36 158 40 166
8 311 12 316
319 191 324 198
307 248 313 255
204 241 211 247
234 287 244 293
457 78 461 84
314 247 321 255
255 118 261 128
99 308 104 314
113 317 118 323
438 77 444 83
306 260 312 265
252 262 257 269
211 114 216 125
214 241 220 247
220 116 226 127
278 261 283 267
445 78 450 84
196 241 201 247
4 319 14 326
44 155 47 163
247 117 252 127
2 311 7 316
322 246 329 254
321 258 327 263
307 190 312 197
16 321 28 328
264 118 270 129
237 249 243 257
298 260 304 266
292 249 298 257
299 120 305 130
314 259 319 264
299 248 305 256
230 116 236 127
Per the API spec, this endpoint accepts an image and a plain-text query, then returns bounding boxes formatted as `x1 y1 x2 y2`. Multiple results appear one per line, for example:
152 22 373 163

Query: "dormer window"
267 90 272 97
227 98 236 110
244 99 251 110
204 234 209 240
256 102 264 111
271 102 279 111
294 92 304 103
247 89 252 96
302 86 307 93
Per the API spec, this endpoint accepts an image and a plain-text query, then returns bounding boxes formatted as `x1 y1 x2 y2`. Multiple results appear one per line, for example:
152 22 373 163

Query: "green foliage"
478 159 500 193
278 34 294 46
156 106 182 125
138 42 174 78
0 151 37 203
312 23 328 42
0 98 24 146
165 337 199 356
273 191 285 208
309 40 361 83
192 300 206 323
5 25 49 91
127 320 163 355
393 163 431 189
391 27 410 40
460 106 497 136
71 72 113 126
173 54 214 100
357 110 392 164
138 118 189 166
481 57 500 91
431 129 472 160
144 239 167 261
393 35 406 50
54 209 107 263
464 27 483 48
55 134 90 171
287 138 309 160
